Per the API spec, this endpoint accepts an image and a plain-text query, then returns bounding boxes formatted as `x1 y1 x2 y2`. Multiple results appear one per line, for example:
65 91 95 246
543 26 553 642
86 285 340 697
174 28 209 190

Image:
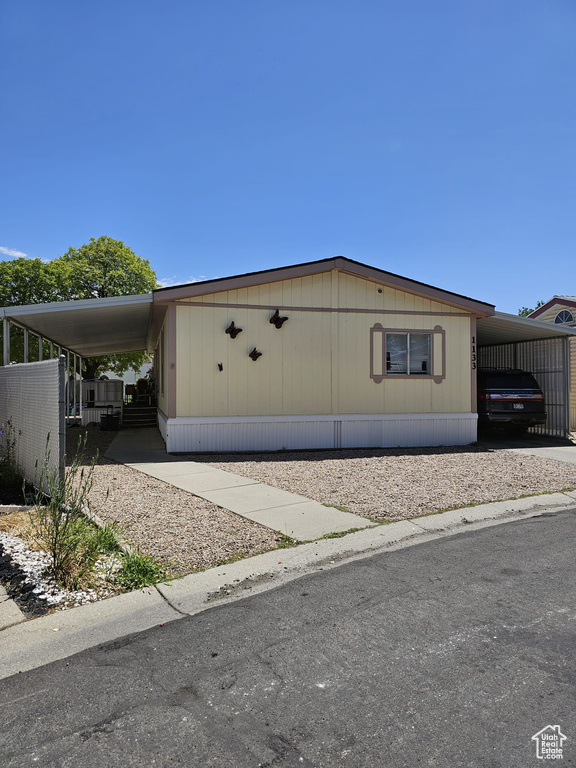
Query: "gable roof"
529 296 576 319
153 256 495 316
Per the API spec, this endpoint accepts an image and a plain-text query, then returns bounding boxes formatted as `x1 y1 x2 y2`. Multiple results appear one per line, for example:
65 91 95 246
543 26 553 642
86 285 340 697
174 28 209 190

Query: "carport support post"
564 336 571 437
72 353 77 420
66 350 70 418
23 328 28 363
78 355 83 421
2 318 9 366
38 336 43 360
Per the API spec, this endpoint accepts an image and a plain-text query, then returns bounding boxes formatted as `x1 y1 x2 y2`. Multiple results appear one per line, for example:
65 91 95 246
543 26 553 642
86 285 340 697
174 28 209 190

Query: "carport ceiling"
1 294 155 356
477 311 576 345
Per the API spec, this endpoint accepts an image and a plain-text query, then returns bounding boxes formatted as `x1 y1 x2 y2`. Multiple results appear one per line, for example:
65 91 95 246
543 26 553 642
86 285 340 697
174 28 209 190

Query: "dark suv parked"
477 368 546 435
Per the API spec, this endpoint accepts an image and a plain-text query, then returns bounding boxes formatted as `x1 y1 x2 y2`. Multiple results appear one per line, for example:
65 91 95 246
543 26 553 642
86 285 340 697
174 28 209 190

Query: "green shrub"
29 435 99 588
115 549 166 589
91 522 121 554
0 419 23 486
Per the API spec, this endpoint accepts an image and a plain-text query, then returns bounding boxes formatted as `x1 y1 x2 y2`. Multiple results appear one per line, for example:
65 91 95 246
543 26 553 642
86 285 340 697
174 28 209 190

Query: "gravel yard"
71 427 278 576
198 445 576 521
68 428 576 574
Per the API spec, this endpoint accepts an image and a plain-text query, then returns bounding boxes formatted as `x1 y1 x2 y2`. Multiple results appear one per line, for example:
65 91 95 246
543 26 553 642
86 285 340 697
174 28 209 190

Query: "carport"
477 311 576 438
0 294 156 485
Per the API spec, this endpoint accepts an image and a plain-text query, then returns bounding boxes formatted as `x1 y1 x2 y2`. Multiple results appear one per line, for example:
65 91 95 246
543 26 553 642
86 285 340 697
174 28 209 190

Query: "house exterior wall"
173 271 474 419
156 310 170 417
158 269 478 451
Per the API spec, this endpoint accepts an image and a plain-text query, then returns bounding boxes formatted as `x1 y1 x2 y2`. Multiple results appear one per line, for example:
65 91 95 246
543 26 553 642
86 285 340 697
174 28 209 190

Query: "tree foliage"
0 236 158 377
58 236 157 300
518 300 545 317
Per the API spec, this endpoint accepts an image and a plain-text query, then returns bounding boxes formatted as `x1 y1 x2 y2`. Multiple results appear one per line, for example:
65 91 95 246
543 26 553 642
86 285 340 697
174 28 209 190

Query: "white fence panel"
0 358 65 487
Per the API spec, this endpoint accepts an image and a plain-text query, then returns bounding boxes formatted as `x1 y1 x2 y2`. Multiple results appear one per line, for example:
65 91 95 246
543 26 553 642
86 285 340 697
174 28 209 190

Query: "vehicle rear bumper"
479 412 547 428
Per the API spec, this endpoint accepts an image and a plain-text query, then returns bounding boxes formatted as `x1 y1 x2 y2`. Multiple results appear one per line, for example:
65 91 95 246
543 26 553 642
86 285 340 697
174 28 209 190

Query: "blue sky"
1 0 574 313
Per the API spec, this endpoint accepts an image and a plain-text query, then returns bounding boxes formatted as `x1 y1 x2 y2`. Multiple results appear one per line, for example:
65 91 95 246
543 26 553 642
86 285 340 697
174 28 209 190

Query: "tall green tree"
0 237 158 378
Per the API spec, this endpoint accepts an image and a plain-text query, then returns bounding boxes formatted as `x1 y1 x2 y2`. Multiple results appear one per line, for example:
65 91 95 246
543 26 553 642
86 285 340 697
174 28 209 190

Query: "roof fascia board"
0 293 152 319
335 260 494 315
153 260 339 303
529 297 576 318
153 257 494 316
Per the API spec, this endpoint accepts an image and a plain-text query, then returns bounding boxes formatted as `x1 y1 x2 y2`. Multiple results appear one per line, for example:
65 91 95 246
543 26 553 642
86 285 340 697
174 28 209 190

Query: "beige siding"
174 270 474 418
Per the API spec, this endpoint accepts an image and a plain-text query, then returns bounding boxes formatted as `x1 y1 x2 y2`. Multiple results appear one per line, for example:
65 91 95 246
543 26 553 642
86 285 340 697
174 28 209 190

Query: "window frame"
370 324 445 384
385 331 431 376
555 309 574 325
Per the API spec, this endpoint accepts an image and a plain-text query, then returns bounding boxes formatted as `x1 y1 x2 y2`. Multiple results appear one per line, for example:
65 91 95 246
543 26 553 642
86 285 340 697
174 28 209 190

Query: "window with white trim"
555 309 574 324
386 332 431 375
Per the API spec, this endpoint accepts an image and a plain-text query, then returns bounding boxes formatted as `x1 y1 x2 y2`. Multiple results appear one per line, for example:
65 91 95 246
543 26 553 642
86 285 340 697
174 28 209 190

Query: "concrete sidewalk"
105 428 372 541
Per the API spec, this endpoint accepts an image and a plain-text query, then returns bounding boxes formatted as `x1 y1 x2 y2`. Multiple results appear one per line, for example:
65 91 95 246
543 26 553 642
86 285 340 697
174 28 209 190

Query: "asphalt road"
1 509 575 767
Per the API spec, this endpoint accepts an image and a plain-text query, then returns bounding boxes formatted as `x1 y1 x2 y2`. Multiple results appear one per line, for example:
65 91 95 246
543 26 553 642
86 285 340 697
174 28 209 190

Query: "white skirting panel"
158 409 168 442
163 413 478 453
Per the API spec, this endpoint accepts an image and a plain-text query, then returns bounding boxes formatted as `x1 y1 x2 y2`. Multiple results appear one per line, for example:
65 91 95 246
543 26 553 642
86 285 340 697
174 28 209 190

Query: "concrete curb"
0 491 575 681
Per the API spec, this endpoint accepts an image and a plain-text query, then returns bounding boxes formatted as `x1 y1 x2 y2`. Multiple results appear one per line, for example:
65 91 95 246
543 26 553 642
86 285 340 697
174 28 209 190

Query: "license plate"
513 403 524 410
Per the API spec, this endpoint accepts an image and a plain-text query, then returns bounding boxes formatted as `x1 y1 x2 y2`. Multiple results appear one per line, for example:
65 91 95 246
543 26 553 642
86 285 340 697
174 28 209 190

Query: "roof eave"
153 256 495 316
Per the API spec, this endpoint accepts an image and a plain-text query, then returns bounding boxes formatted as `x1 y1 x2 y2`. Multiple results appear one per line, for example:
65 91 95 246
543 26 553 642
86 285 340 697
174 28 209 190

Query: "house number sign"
471 335 477 370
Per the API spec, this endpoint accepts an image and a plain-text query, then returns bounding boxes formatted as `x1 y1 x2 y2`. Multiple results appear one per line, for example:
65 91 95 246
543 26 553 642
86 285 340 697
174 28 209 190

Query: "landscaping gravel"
0 529 119 615
87 459 278 575
198 445 576 521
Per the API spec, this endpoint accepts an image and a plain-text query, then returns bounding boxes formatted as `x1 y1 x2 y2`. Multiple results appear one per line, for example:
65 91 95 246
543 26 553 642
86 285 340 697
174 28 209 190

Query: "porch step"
122 407 157 428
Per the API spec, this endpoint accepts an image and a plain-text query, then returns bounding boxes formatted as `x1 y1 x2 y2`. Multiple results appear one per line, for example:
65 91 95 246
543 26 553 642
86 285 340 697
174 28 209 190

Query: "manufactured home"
3 257 576 482
151 257 494 451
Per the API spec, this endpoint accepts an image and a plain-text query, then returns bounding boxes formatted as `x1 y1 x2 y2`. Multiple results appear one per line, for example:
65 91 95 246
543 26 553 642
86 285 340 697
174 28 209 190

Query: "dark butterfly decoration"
270 309 288 329
249 348 262 361
225 321 242 339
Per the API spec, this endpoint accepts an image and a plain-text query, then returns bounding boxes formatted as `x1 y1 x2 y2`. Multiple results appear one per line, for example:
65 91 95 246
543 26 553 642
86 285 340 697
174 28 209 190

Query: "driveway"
478 430 576 465
1 508 574 767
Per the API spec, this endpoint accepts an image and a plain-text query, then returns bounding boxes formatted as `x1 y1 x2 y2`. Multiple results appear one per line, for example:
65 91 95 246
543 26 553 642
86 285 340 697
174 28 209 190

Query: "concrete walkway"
506 443 576 466
481 435 576 466
104 428 373 541
0 584 25 631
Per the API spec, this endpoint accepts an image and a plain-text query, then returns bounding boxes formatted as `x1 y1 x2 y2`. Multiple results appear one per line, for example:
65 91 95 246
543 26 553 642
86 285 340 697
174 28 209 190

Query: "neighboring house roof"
529 296 576 319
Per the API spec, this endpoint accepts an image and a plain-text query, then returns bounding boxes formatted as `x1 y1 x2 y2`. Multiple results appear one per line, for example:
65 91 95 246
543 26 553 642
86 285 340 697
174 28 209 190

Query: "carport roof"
0 294 154 356
477 311 576 346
